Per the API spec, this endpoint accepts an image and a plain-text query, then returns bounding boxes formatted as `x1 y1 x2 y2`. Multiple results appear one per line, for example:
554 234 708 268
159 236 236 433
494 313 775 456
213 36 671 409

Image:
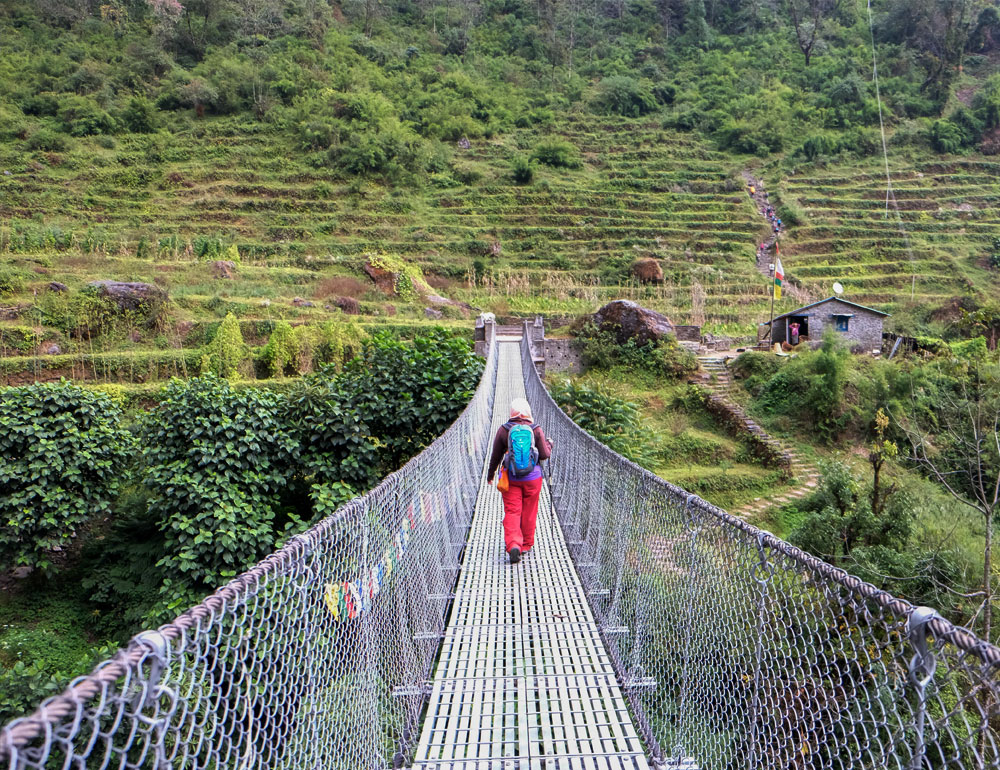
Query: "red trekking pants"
500 477 543 553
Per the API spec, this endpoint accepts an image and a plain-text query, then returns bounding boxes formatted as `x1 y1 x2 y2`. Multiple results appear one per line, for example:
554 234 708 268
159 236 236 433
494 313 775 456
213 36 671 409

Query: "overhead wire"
866 0 918 299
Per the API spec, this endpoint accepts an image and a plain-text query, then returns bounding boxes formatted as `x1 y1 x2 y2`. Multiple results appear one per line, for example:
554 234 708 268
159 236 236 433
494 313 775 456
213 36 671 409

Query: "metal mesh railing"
520 330 1000 770
0 327 499 770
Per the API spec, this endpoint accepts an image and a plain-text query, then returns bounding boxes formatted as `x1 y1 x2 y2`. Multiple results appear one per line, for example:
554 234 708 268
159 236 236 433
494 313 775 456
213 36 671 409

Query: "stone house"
763 297 889 353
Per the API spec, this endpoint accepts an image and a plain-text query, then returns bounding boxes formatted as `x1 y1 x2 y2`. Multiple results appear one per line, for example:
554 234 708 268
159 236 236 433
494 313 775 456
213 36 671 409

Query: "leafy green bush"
730 351 783 396
25 128 68 152
531 140 581 169
336 330 484 470
590 77 658 117
753 332 849 443
789 460 912 568
550 380 652 465
141 375 298 598
0 381 135 573
206 312 249 378
261 320 300 377
573 322 696 380
511 155 534 184
0 266 30 297
930 119 963 153
120 97 158 134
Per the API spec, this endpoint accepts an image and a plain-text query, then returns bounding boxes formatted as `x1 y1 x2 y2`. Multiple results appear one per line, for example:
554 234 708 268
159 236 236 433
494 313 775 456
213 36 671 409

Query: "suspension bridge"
1 321 998 769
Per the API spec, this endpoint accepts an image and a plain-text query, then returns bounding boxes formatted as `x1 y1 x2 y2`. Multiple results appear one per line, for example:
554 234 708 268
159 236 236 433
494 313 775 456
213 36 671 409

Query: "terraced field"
2 113 998 365
777 159 1000 314
0 115 770 340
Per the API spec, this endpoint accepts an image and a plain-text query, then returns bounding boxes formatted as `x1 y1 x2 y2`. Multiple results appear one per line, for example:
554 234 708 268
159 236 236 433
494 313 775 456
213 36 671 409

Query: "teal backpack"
504 422 539 478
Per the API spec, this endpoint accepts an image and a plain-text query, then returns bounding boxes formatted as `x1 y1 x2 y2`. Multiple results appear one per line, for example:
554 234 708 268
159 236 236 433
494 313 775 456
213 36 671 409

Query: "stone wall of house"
772 298 885 352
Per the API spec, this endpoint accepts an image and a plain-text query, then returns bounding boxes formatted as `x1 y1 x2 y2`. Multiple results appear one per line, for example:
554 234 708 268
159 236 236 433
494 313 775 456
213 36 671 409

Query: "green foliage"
730 352 783 396
336 330 484 470
551 380 652 465
121 97 158 134
930 119 964 153
0 381 134 573
573 322 697 381
261 320 300 377
207 312 249 378
313 319 368 371
282 373 381 491
0 265 30 297
140 375 298 599
309 481 358 521
530 140 581 169
753 332 849 444
511 155 534 184
789 459 913 569
590 77 658 117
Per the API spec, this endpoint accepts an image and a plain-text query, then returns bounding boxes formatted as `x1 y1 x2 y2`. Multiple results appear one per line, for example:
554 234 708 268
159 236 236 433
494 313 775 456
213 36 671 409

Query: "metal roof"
765 296 890 325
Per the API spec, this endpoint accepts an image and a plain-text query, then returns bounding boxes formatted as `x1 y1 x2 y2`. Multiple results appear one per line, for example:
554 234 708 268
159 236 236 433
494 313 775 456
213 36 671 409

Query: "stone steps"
694 356 822 521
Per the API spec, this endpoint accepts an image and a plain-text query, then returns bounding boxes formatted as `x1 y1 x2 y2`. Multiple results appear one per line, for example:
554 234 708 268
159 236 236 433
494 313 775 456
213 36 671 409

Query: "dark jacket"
486 416 552 482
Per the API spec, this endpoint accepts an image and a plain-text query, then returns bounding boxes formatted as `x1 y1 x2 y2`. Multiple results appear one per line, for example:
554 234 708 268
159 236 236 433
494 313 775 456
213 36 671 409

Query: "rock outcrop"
592 300 674 345
210 260 237 279
86 281 167 312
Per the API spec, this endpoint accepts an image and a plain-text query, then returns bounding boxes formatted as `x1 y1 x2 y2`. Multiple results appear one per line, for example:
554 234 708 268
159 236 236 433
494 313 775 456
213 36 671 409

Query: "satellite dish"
832 282 844 296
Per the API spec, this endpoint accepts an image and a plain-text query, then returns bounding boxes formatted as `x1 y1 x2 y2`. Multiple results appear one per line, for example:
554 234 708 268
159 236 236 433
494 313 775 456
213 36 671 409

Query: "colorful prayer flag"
774 257 784 300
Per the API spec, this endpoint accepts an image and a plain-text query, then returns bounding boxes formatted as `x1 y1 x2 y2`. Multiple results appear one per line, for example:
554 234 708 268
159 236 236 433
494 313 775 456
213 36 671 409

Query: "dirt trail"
742 171 782 280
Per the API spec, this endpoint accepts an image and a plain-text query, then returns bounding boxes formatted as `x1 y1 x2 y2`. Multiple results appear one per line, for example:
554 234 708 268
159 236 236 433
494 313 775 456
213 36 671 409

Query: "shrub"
26 128 68 152
141 375 298 595
0 381 135 573
730 351 783 396
930 119 963 153
207 312 249 378
550 380 652 465
282 375 382 492
121 97 158 134
261 320 300 377
57 95 116 136
776 201 805 226
591 76 658 117
0 266 30 297
511 155 534 184
573 322 696 380
531 139 581 169
337 330 484 470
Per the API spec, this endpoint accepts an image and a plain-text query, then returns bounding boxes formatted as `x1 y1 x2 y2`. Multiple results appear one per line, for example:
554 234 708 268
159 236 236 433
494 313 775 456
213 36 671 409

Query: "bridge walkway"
412 340 651 769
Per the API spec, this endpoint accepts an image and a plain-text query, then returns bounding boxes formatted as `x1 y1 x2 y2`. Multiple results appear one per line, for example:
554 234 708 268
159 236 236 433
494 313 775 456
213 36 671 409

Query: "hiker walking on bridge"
487 398 552 564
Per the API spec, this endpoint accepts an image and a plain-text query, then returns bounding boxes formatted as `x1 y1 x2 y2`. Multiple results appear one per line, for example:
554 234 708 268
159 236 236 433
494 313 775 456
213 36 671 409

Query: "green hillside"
1 0 1000 380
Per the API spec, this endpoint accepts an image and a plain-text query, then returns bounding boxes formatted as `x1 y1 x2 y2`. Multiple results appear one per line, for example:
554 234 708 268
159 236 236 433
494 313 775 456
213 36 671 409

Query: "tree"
141 375 298 599
785 0 839 66
685 0 709 47
206 312 249 378
899 363 1000 642
879 0 991 98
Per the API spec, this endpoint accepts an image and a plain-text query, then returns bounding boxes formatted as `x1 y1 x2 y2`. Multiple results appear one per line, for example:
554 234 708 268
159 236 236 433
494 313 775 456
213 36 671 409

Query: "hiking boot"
509 546 521 564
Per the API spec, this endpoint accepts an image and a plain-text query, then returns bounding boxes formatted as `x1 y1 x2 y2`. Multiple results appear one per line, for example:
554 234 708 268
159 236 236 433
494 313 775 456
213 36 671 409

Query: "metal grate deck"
412 342 651 769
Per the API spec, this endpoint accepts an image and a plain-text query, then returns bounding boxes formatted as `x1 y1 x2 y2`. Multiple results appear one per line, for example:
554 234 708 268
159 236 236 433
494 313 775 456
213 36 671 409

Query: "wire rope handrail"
0 326 500 769
519 327 1000 770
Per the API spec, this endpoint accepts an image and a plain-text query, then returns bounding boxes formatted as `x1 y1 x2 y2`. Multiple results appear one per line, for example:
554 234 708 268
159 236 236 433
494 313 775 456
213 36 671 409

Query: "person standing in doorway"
487 398 552 564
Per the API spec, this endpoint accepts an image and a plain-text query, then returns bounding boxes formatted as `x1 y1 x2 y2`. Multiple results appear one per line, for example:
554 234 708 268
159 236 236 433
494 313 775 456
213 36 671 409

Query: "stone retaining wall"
697 386 793 476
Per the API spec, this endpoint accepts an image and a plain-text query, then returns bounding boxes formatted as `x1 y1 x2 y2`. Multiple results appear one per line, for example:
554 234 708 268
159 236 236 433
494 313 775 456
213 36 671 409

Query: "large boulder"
86 280 167 312
592 300 674 346
210 260 237 279
362 258 399 295
631 258 664 284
